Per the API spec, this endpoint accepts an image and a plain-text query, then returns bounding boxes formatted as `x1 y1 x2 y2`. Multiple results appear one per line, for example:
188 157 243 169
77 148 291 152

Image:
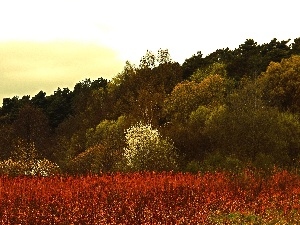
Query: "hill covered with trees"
1 37 300 175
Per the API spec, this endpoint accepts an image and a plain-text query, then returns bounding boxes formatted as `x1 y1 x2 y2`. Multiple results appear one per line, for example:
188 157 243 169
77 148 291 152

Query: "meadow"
1 170 300 224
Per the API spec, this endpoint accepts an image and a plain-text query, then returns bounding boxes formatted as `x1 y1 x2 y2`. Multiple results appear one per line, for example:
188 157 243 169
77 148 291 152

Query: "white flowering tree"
123 122 178 171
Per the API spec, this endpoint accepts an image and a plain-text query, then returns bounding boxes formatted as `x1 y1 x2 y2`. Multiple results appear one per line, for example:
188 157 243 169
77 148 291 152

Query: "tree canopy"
1 37 300 174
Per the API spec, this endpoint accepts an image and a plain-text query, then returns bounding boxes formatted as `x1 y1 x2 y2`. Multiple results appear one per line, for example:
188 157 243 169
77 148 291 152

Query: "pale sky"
0 0 299 103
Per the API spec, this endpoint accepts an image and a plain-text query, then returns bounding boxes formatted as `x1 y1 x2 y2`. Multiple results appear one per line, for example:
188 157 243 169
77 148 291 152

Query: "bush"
200 152 244 173
123 122 178 171
0 140 60 176
67 144 120 174
0 158 60 176
252 152 276 171
185 160 202 173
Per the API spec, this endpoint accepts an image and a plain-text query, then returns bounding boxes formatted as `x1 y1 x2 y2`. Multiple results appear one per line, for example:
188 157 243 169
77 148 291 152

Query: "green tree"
227 39 263 80
46 87 73 128
261 38 291 64
0 96 21 123
31 91 47 110
86 115 129 151
291 37 300 55
204 80 300 165
182 51 207 79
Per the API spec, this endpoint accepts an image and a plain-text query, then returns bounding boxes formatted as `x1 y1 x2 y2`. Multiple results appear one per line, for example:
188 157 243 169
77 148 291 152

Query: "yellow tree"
164 74 228 123
259 55 300 112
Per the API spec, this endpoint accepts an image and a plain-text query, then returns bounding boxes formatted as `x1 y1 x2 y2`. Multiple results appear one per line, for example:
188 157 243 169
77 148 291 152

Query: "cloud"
0 41 124 102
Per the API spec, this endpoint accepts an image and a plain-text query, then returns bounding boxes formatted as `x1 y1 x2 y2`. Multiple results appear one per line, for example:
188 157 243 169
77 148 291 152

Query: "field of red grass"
0 170 300 224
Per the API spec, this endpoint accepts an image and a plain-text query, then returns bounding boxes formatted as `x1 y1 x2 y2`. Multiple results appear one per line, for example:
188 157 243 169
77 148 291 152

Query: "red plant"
0 170 299 224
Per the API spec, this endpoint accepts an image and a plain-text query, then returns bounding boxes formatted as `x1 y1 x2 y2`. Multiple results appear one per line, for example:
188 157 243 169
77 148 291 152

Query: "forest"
1 37 300 175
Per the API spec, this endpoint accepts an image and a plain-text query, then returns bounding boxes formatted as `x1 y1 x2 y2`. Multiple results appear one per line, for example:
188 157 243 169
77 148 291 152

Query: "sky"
0 0 299 103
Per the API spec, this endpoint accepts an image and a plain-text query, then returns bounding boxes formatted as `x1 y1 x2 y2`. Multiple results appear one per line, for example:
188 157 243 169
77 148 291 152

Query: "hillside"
1 37 300 174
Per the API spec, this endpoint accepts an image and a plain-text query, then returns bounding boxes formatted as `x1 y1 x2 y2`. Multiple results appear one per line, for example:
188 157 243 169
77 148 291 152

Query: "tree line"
1 37 300 174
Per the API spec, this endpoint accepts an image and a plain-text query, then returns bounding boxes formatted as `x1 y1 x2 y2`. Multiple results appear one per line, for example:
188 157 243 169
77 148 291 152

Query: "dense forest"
1 37 300 175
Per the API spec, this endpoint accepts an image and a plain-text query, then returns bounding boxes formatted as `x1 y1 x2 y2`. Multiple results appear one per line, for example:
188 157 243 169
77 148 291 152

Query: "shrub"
0 158 60 176
185 160 202 173
0 139 60 176
253 152 276 171
200 152 244 173
123 122 178 171
68 144 120 174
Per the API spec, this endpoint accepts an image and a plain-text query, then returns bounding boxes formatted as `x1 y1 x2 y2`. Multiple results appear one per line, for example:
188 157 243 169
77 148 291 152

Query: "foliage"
252 152 276 171
123 122 178 171
164 74 228 122
1 171 300 223
164 106 213 162
181 51 207 79
190 62 227 82
12 104 52 159
0 141 59 176
1 38 300 173
86 115 128 150
0 158 59 176
67 144 118 174
259 55 300 112
204 79 300 165
200 152 244 173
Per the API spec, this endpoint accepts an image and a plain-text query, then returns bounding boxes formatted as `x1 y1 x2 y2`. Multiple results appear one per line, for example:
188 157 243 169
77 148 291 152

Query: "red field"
0 170 300 224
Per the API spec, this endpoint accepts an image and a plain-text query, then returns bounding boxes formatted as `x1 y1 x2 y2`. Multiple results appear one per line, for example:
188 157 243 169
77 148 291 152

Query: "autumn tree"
204 79 300 165
190 62 227 82
164 74 228 123
12 104 52 159
108 50 182 125
259 55 300 112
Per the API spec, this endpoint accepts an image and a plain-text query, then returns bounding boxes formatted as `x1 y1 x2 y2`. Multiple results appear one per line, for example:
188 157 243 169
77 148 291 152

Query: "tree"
31 91 47 110
0 139 59 176
123 122 178 171
164 74 228 123
46 87 73 128
157 48 172 65
291 37 300 55
86 115 129 151
227 39 263 80
67 144 117 174
205 47 234 65
204 79 300 165
12 104 52 159
182 51 207 79
259 55 300 112
108 52 182 124
261 38 291 64
190 62 227 82
0 124 14 159
0 96 21 123
139 50 156 69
